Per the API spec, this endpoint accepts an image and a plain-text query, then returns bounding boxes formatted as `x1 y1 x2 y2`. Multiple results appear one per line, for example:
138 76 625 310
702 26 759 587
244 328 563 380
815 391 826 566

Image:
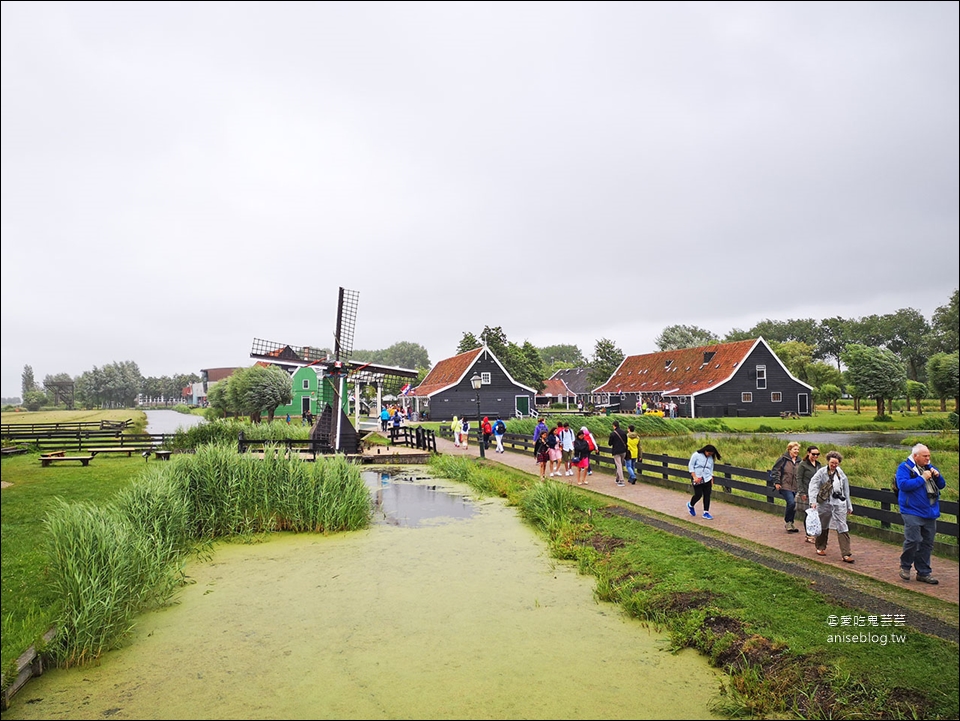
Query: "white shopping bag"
805 507 822 537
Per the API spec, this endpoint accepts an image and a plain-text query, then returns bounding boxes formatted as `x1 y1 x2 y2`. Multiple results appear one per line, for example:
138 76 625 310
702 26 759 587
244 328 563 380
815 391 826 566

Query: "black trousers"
690 480 713 511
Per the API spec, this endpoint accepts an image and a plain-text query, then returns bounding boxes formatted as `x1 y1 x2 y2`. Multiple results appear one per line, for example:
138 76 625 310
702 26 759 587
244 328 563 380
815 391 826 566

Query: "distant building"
592 338 813 418
409 346 537 420
536 377 576 409
549 367 594 407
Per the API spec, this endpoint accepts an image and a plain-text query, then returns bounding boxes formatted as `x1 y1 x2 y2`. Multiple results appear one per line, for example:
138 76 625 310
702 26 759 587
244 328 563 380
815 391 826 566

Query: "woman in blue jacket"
687 444 721 520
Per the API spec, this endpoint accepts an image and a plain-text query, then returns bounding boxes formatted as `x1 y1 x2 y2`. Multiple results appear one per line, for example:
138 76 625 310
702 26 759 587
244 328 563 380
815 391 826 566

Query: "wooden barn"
409 346 537 421
592 338 813 418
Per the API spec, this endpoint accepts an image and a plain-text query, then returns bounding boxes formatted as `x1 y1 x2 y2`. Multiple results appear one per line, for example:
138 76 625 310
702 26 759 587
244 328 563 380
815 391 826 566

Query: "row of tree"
19 363 200 411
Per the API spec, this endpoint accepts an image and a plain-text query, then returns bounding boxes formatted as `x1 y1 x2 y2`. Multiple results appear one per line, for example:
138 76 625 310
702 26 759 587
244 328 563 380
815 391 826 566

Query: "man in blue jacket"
896 443 946 584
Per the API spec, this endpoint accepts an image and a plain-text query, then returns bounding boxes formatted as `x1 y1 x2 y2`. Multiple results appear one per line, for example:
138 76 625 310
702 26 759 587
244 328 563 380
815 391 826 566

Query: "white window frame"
481 372 491 385
302 379 310 390
756 365 767 390
771 391 782 403
742 392 753 403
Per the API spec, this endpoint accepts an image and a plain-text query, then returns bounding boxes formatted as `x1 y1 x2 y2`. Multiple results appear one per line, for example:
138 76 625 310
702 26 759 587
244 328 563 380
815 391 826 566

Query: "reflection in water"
3 470 720 720
364 470 476 527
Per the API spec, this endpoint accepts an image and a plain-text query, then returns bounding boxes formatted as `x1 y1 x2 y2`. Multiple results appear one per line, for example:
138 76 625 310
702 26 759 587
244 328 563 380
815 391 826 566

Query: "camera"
832 491 846 501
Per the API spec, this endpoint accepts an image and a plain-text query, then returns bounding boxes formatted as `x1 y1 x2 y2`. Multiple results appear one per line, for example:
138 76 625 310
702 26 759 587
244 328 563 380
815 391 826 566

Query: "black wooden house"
593 338 813 418
409 346 537 421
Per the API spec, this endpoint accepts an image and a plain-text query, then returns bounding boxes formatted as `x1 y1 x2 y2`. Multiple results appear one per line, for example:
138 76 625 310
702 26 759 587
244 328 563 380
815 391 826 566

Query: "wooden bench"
40 455 94 467
88 447 141 457
154 450 173 461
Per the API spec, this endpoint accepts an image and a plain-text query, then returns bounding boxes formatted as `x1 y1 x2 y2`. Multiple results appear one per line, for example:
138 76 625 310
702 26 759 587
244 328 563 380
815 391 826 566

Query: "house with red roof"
592 338 813 418
536 377 577 409
409 346 537 421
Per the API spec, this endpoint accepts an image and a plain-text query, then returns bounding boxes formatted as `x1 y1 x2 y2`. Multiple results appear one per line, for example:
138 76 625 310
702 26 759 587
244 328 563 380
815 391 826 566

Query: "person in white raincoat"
808 450 855 563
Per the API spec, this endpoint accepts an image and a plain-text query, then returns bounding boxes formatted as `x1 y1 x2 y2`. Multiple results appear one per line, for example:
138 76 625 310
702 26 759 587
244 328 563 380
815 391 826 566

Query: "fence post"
238 431 244 454
880 488 891 529
662 458 669 482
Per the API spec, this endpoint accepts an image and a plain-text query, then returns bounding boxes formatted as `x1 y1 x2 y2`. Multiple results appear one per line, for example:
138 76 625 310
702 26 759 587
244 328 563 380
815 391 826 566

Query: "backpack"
462 419 469 432
586 433 596 451
494 420 505 434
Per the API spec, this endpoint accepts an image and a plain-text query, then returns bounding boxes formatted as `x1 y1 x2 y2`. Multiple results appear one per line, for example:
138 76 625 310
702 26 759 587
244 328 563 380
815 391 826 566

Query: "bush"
873 414 893 423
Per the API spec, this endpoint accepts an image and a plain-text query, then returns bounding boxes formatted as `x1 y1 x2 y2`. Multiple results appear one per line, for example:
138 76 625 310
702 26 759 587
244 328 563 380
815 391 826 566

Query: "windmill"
250 287 418 454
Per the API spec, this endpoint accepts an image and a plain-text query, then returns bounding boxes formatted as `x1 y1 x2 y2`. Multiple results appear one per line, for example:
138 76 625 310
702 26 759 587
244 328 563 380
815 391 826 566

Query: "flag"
400 383 412 396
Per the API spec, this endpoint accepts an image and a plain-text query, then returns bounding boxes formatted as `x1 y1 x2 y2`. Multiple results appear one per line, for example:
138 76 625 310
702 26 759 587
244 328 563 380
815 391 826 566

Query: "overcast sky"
2 1 958 398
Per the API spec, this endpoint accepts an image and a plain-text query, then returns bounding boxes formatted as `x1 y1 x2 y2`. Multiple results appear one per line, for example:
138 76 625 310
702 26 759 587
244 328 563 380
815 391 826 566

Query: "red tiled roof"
409 347 483 397
594 339 758 396
539 378 571 397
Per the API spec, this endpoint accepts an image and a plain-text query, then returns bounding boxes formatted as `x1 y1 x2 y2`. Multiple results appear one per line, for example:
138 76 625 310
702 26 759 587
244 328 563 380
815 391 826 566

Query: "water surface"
144 409 206 435
5 471 720 720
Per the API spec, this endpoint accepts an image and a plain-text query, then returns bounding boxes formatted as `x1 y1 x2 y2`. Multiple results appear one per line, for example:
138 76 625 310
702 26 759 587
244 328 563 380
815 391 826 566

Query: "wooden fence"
1 419 132 436
1 432 171 453
439 427 958 556
387 425 438 452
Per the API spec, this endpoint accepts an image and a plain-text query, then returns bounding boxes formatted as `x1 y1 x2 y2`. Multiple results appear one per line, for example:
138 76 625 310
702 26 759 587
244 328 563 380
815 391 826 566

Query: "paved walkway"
434 436 959 605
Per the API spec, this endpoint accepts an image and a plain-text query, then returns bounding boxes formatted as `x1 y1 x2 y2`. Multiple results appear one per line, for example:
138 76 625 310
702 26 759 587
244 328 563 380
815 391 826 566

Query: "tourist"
771 442 802 533
534 430 550 479
808 451 854 563
896 443 945 584
796 446 822 543
573 429 591 485
688 444 721 520
608 421 628 487
625 424 641 484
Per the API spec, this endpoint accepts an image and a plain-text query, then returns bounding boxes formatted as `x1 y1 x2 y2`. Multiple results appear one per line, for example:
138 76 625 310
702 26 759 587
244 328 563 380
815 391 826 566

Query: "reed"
170 418 312 450
38 444 370 668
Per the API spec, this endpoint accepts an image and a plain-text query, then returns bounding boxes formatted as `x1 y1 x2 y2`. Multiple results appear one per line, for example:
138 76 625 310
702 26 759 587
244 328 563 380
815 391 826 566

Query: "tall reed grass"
171 418 312 450
41 444 370 666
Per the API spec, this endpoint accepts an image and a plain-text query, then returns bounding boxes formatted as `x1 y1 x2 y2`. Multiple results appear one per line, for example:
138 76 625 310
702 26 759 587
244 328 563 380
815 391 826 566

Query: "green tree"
456 332 481 354
816 383 842 413
21 365 36 398
22 389 47 411
380 341 430 370
841 344 907 417
877 308 929 381
205 378 232 418
769 341 814 383
905 380 928 414
805 361 843 392
817 316 848 371
926 352 960 412
929 289 959 355
247 364 294 421
655 325 719 351
587 338 624 389
352 342 430 370
746 318 820 346
538 344 586 366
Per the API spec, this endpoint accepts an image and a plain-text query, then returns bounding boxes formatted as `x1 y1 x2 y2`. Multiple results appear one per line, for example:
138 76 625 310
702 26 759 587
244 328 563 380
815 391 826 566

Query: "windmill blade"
334 287 359 362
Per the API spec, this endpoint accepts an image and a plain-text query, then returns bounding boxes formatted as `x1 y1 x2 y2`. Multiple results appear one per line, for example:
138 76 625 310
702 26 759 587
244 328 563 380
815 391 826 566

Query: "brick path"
435 435 959 605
